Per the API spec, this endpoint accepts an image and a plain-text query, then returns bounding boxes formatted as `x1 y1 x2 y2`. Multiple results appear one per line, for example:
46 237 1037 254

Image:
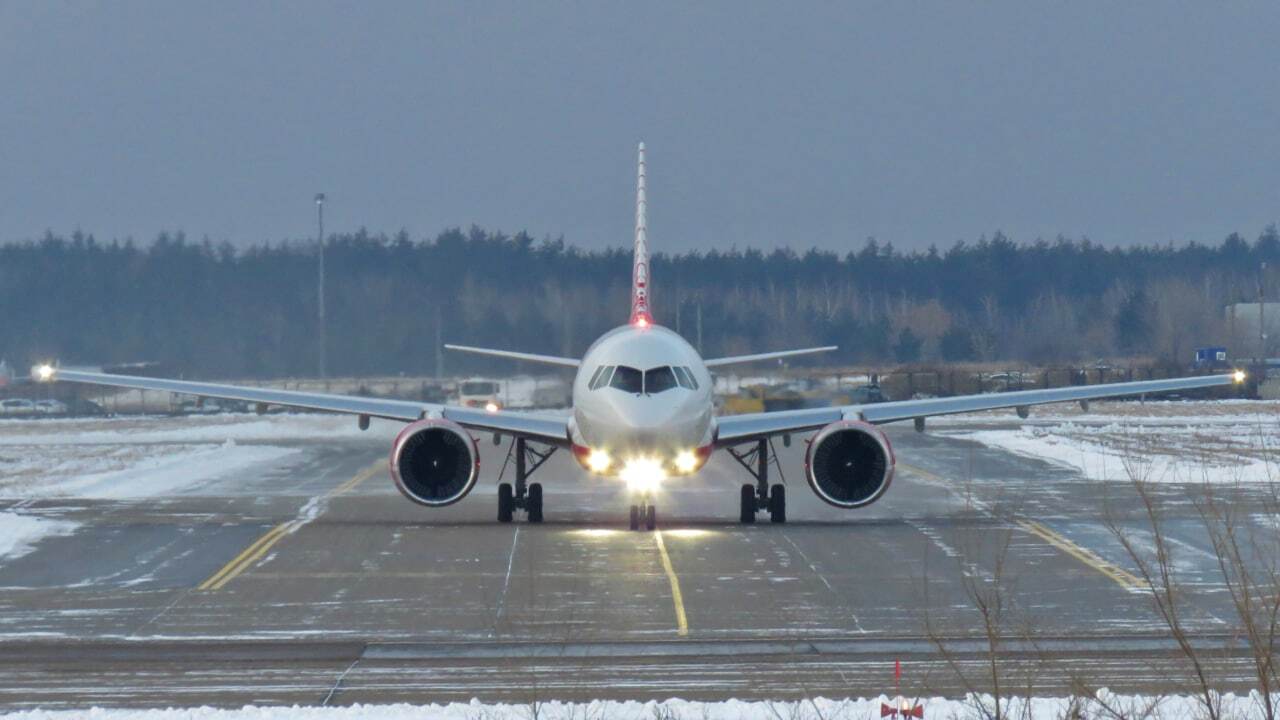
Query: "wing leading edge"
715 372 1243 445
443 344 580 368
35 367 571 445
704 346 837 367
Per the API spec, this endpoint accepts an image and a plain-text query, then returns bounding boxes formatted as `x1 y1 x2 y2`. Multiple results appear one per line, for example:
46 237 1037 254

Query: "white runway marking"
780 531 866 634
492 524 520 634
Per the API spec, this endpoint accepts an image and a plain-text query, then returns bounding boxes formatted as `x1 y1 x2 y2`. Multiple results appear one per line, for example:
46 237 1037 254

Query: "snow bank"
57 441 300 498
0 413 398 446
946 422 1280 483
0 512 78 560
3 692 1279 719
0 441 300 499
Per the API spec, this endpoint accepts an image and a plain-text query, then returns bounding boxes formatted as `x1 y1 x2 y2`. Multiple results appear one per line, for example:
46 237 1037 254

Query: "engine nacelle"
804 420 895 508
389 419 479 506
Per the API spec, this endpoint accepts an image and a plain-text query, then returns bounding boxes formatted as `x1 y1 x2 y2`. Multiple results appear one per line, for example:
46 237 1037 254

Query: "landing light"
586 448 612 473
620 457 665 493
664 528 714 539
1233 369 1247 384
34 364 55 382
674 450 699 474
570 528 622 538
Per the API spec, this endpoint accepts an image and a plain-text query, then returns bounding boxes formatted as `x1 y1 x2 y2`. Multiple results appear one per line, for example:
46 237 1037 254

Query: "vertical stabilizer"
630 142 652 326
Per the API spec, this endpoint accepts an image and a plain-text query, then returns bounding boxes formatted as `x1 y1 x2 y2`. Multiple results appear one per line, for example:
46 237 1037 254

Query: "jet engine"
389 419 479 506
804 420 895 508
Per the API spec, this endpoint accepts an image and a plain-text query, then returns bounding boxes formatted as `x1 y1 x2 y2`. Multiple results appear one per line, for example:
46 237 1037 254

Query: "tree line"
2 225 1278 378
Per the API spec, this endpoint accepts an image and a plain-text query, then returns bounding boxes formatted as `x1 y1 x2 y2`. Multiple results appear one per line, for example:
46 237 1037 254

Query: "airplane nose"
617 401 683 431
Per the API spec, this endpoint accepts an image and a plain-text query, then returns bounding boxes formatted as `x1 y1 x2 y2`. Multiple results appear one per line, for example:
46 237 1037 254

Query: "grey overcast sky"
2 2 1278 252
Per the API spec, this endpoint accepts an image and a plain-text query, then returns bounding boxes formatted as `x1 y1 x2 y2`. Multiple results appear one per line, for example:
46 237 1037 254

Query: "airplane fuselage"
568 324 716 482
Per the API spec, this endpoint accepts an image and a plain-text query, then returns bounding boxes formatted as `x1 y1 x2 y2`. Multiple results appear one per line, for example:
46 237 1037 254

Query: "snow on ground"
0 413 399 446
0 512 78 560
3 693 1279 719
0 439 301 499
934 400 1280 483
0 413 377 499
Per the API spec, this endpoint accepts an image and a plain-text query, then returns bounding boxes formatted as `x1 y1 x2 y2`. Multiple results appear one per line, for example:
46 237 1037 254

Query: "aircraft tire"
645 505 656 531
739 484 757 524
527 483 544 523
769 484 786 524
498 483 514 523
629 505 640 531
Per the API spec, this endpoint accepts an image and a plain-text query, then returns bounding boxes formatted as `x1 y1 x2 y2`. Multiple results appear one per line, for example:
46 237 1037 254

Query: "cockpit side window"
587 365 608 390
587 366 605 389
672 366 693 389
591 366 615 390
644 366 678 394
608 366 643 393
681 366 699 389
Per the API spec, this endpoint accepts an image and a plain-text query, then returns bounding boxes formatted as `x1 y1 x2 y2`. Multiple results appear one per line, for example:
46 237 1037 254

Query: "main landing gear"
497 437 556 523
727 438 786 524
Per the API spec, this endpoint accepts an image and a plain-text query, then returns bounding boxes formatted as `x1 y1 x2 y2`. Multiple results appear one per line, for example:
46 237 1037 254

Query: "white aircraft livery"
33 144 1245 530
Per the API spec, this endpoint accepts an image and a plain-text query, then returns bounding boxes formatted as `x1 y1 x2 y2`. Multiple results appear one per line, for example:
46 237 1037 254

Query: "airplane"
32 143 1246 531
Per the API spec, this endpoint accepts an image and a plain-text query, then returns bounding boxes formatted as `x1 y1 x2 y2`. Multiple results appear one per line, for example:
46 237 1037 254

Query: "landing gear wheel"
739 484 757 524
645 505 657 531
629 505 640 531
527 483 544 523
498 483 514 523
768 483 786 524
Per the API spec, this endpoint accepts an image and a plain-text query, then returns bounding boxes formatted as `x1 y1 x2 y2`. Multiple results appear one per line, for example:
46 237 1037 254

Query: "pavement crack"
320 656 361 706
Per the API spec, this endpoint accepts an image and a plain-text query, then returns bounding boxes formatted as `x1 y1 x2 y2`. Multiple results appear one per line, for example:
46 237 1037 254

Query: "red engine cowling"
804 420 896 508
389 419 479 506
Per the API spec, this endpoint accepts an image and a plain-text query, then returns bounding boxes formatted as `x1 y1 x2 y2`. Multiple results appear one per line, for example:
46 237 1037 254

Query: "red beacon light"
634 316 649 328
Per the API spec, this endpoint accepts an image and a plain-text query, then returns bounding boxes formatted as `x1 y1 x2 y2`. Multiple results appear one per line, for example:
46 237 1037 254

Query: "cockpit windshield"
608 366 644 393
593 365 693 394
644 366 677 394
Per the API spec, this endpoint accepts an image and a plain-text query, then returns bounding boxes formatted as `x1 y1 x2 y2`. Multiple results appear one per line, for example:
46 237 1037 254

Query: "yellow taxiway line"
1016 519 1146 592
653 531 689 636
897 463 1146 593
197 460 382 592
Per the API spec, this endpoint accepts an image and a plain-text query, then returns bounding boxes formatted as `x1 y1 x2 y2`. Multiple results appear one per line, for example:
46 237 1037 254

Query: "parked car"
33 399 68 414
0 398 36 416
849 384 888 404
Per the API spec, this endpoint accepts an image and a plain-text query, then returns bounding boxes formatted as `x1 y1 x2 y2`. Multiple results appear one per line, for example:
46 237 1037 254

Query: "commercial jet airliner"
33 144 1245 530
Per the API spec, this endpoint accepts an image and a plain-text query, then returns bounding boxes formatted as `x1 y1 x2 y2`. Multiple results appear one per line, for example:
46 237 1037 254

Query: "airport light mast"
316 193 327 379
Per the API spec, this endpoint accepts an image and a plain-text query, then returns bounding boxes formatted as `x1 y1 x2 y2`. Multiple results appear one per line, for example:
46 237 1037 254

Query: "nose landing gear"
497 437 555 523
629 495 657 531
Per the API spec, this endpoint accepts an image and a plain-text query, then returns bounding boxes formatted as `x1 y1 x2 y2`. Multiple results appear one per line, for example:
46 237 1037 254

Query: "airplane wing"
704 346 837 367
714 372 1243 445
444 344 580 368
33 366 571 445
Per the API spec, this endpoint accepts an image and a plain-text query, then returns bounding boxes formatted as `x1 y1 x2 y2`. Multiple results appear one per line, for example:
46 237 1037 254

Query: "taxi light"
484 401 499 413
586 448 612 473
674 450 699 474
620 457 665 493
1233 369 1247 384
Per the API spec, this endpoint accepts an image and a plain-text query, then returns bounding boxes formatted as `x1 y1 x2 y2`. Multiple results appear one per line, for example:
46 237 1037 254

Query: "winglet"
630 142 652 327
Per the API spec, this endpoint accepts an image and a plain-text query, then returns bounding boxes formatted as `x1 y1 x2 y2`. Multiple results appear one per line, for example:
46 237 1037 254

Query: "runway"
0 415 1272 708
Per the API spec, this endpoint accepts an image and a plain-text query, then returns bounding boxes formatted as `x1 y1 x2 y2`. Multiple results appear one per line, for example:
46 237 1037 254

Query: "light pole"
316 193 327 379
1260 261 1268 362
